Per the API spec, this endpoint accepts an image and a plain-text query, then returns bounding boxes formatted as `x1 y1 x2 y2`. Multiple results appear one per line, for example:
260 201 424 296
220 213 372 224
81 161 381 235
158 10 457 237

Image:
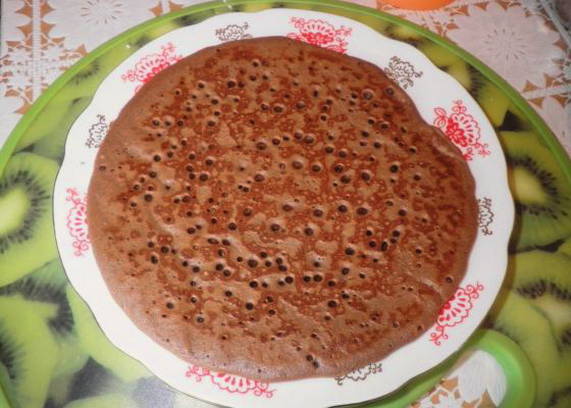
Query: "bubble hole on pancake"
87 37 478 381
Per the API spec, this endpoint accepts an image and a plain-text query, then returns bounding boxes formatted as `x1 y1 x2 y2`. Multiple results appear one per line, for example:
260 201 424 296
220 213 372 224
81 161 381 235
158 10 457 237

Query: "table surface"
0 1 569 407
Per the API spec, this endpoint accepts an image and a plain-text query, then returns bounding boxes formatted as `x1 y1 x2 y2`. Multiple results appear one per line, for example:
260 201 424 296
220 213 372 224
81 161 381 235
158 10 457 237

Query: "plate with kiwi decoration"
1 0 569 406
48 8 517 407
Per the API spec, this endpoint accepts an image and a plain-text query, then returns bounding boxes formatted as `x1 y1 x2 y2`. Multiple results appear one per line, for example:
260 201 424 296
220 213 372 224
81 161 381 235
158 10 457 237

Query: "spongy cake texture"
88 37 478 381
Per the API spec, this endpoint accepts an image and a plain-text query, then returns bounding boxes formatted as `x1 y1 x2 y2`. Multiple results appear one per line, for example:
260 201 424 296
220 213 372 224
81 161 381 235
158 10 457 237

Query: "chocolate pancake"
88 37 478 381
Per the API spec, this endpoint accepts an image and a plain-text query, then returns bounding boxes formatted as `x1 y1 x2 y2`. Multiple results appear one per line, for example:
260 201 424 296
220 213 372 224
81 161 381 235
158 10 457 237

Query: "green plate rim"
366 329 536 408
0 0 569 179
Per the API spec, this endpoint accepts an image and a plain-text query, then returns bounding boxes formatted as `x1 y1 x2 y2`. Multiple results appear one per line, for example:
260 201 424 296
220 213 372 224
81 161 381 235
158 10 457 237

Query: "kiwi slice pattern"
0 260 73 336
511 252 571 352
0 153 59 287
500 131 571 250
0 296 59 408
0 3 570 408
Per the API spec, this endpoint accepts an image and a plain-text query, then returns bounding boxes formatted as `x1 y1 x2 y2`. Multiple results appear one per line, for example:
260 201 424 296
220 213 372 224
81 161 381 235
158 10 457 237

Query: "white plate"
54 8 514 408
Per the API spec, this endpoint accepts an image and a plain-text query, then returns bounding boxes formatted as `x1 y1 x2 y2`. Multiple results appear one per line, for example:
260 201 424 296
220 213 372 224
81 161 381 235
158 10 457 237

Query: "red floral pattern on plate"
287 17 352 53
185 365 275 398
66 188 89 256
430 283 484 346
433 101 490 161
121 43 182 92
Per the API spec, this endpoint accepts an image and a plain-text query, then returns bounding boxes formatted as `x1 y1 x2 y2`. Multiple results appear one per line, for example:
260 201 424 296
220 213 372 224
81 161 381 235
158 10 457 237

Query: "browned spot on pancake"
88 37 477 382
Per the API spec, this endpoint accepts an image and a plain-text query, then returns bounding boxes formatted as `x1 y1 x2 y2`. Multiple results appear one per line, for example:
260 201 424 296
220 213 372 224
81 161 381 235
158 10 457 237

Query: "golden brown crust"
87 37 478 381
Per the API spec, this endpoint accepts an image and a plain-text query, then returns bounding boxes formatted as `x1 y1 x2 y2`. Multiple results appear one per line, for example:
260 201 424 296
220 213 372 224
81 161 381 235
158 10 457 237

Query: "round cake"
88 37 478 381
